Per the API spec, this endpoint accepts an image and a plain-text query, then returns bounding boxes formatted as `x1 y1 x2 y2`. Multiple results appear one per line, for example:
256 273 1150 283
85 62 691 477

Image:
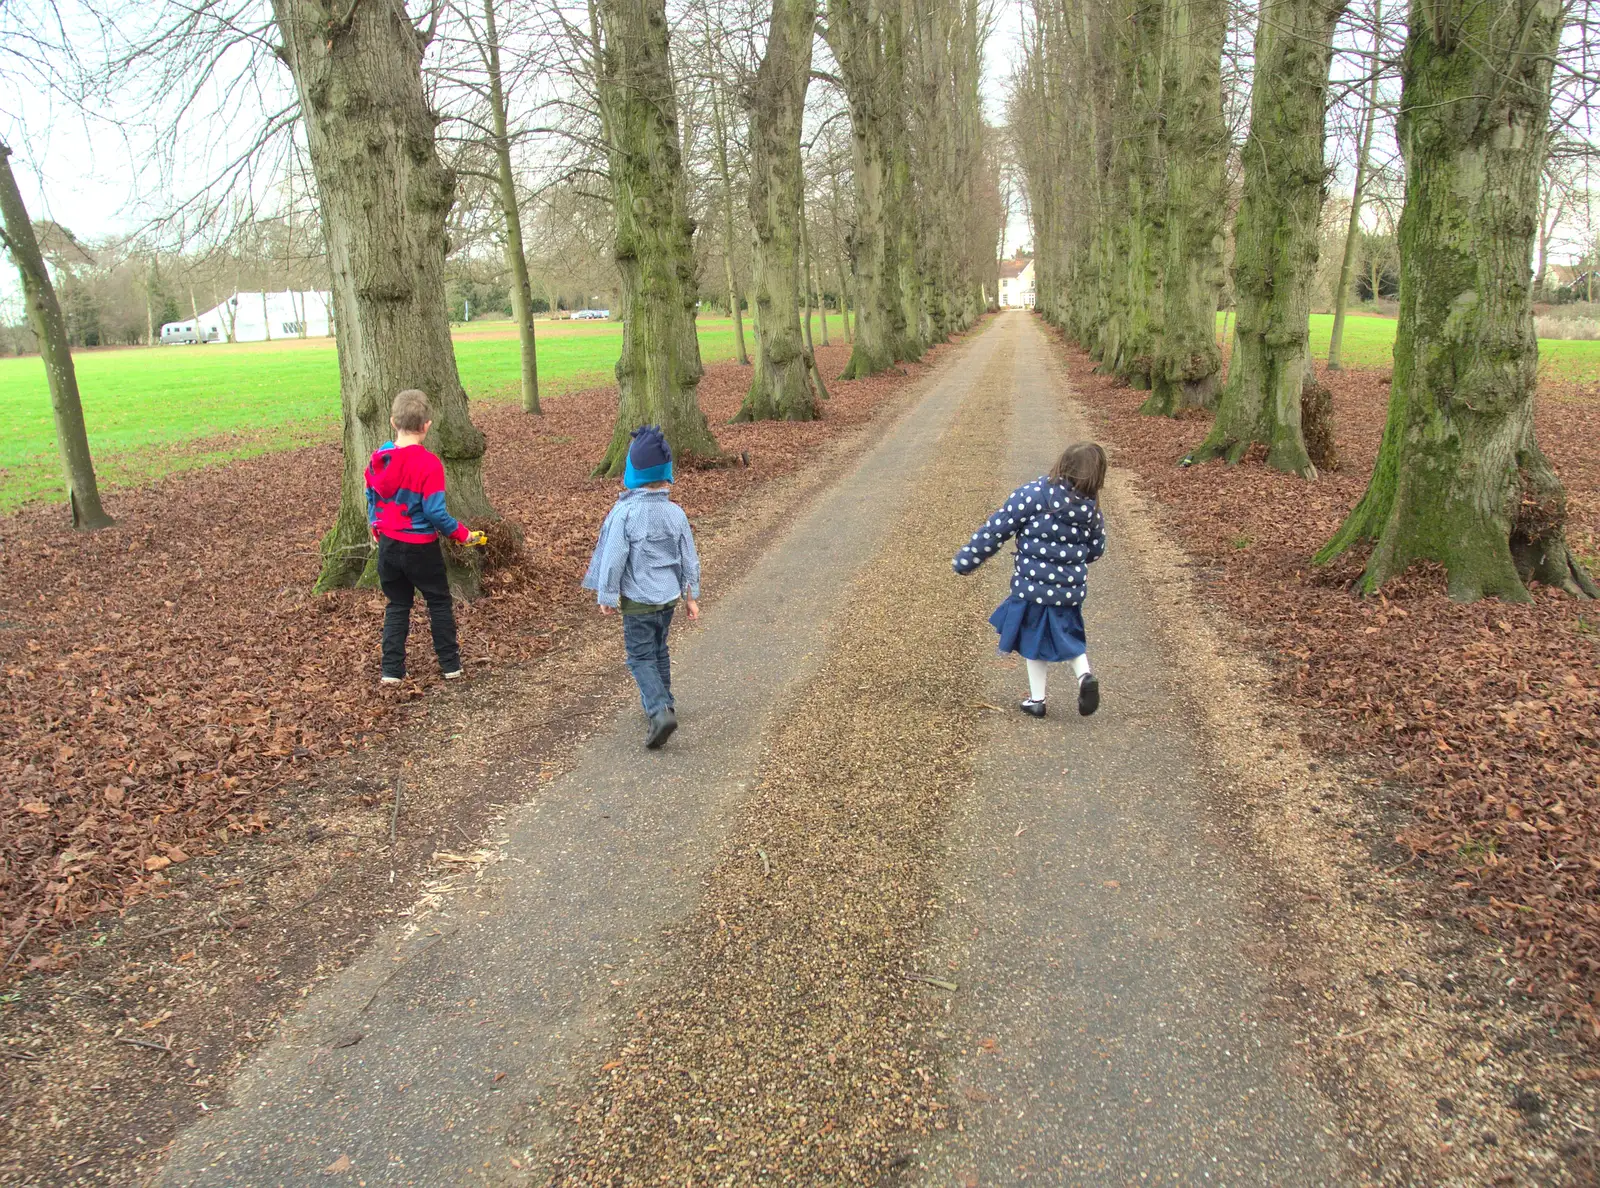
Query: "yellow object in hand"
465 530 488 547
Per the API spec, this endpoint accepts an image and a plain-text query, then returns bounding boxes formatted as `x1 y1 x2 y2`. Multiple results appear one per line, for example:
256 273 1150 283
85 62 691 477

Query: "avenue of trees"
2 0 1003 594
1011 0 1600 602
17 0 1593 605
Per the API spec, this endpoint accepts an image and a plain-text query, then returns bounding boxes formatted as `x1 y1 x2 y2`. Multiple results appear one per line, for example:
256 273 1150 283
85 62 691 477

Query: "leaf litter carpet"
1052 326 1600 1038
0 344 937 972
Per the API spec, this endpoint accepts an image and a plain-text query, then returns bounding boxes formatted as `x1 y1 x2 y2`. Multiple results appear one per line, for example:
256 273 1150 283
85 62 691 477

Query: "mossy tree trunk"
483 0 540 414
896 0 946 358
1095 0 1163 386
1143 0 1227 415
593 0 720 474
1090 0 1149 376
0 144 113 531
737 0 817 422
1317 0 1595 601
1192 0 1348 476
826 0 912 378
1121 0 1166 389
271 0 501 594
1065 0 1114 352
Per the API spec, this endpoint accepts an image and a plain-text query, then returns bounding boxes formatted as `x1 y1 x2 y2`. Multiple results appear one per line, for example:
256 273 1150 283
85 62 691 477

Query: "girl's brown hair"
1049 441 1107 499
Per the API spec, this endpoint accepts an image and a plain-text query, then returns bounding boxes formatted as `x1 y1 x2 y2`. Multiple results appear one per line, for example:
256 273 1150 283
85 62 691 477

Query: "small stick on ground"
390 773 404 845
905 972 959 992
243 858 298 883
359 929 452 1014
2 920 44 975
1397 1003 1466 1033
115 1036 174 1056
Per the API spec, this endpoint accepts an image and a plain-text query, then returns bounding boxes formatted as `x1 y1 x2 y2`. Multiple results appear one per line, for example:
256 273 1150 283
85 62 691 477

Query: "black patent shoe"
1019 699 1047 719
646 708 679 749
1078 674 1100 717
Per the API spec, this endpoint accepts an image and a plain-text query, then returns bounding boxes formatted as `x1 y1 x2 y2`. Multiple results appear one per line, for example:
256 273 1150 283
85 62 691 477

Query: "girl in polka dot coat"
953 442 1107 719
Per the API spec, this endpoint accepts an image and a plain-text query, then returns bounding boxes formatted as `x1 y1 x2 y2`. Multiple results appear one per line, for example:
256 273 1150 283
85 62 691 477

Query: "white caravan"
163 291 335 345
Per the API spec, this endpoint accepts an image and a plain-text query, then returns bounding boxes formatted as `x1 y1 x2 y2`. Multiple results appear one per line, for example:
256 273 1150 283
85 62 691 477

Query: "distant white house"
162 291 334 345
998 257 1035 309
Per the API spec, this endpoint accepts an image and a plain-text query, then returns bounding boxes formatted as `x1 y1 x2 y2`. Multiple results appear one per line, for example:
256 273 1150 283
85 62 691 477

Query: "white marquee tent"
192 291 334 343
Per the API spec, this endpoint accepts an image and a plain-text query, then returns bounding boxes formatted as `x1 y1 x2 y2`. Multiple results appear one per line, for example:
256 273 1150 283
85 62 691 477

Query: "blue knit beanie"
623 425 673 488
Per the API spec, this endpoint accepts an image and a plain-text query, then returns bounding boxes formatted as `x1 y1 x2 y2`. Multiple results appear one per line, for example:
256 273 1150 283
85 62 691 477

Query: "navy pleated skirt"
989 594 1087 662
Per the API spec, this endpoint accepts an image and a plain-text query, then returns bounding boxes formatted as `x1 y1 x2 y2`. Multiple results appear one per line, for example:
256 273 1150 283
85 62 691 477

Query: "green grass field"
9 309 1595 515
1217 310 1600 380
0 318 739 512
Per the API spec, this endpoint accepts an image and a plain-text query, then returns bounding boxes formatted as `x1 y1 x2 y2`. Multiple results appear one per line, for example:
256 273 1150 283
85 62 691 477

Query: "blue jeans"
622 607 675 717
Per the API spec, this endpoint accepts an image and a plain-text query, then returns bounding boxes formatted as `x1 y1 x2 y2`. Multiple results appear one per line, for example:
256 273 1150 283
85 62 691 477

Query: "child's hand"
684 598 700 621
464 529 488 547
599 604 617 616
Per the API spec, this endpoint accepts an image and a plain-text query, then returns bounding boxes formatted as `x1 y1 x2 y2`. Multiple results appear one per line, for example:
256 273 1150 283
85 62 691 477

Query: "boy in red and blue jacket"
365 389 485 684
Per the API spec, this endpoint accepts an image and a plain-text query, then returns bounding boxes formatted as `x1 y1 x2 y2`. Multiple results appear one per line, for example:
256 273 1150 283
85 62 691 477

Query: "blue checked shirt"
582 488 702 608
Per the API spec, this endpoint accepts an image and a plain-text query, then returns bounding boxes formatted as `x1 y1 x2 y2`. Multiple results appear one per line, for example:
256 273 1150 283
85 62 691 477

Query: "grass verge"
0 318 739 511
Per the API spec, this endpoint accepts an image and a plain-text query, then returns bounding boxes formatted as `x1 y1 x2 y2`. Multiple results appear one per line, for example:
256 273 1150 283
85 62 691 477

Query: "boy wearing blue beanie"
582 426 702 748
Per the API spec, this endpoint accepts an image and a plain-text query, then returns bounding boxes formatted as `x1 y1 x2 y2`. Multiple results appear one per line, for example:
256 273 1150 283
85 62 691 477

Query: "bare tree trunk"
1532 168 1564 301
804 189 828 347
1328 0 1382 371
1143 0 1228 414
0 145 113 530
829 170 855 344
737 0 817 421
908 0 950 346
838 253 854 342
709 84 750 366
799 190 829 401
1087 0 1139 373
885 4 926 360
1319 0 1594 601
826 0 911 378
709 83 750 366
817 254 830 345
593 0 719 472
271 0 502 594
1193 0 1348 477
483 0 541 413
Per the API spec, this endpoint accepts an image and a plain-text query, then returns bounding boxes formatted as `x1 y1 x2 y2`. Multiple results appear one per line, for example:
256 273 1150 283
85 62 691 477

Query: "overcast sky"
3 0 1029 253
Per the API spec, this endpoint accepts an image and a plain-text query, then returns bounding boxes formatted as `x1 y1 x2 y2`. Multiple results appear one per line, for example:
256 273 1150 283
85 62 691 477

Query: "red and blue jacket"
365 442 471 545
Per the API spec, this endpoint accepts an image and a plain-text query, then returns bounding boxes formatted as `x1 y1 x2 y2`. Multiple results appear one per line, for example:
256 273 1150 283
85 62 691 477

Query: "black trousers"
376 537 460 677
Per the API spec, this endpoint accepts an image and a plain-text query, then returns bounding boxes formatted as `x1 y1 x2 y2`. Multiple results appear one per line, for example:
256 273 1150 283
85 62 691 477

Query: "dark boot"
646 707 678 749
1019 699 1047 719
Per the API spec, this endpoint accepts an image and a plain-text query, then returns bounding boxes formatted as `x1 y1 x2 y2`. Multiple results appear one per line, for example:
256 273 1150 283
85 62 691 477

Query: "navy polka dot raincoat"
952 477 1106 607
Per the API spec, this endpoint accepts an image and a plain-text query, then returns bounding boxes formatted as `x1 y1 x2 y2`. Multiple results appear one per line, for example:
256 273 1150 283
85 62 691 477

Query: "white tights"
1025 655 1091 703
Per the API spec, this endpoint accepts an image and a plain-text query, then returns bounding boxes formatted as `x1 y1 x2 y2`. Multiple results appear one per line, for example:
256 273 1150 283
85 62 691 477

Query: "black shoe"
1078 674 1100 717
646 708 678 749
1019 699 1047 718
